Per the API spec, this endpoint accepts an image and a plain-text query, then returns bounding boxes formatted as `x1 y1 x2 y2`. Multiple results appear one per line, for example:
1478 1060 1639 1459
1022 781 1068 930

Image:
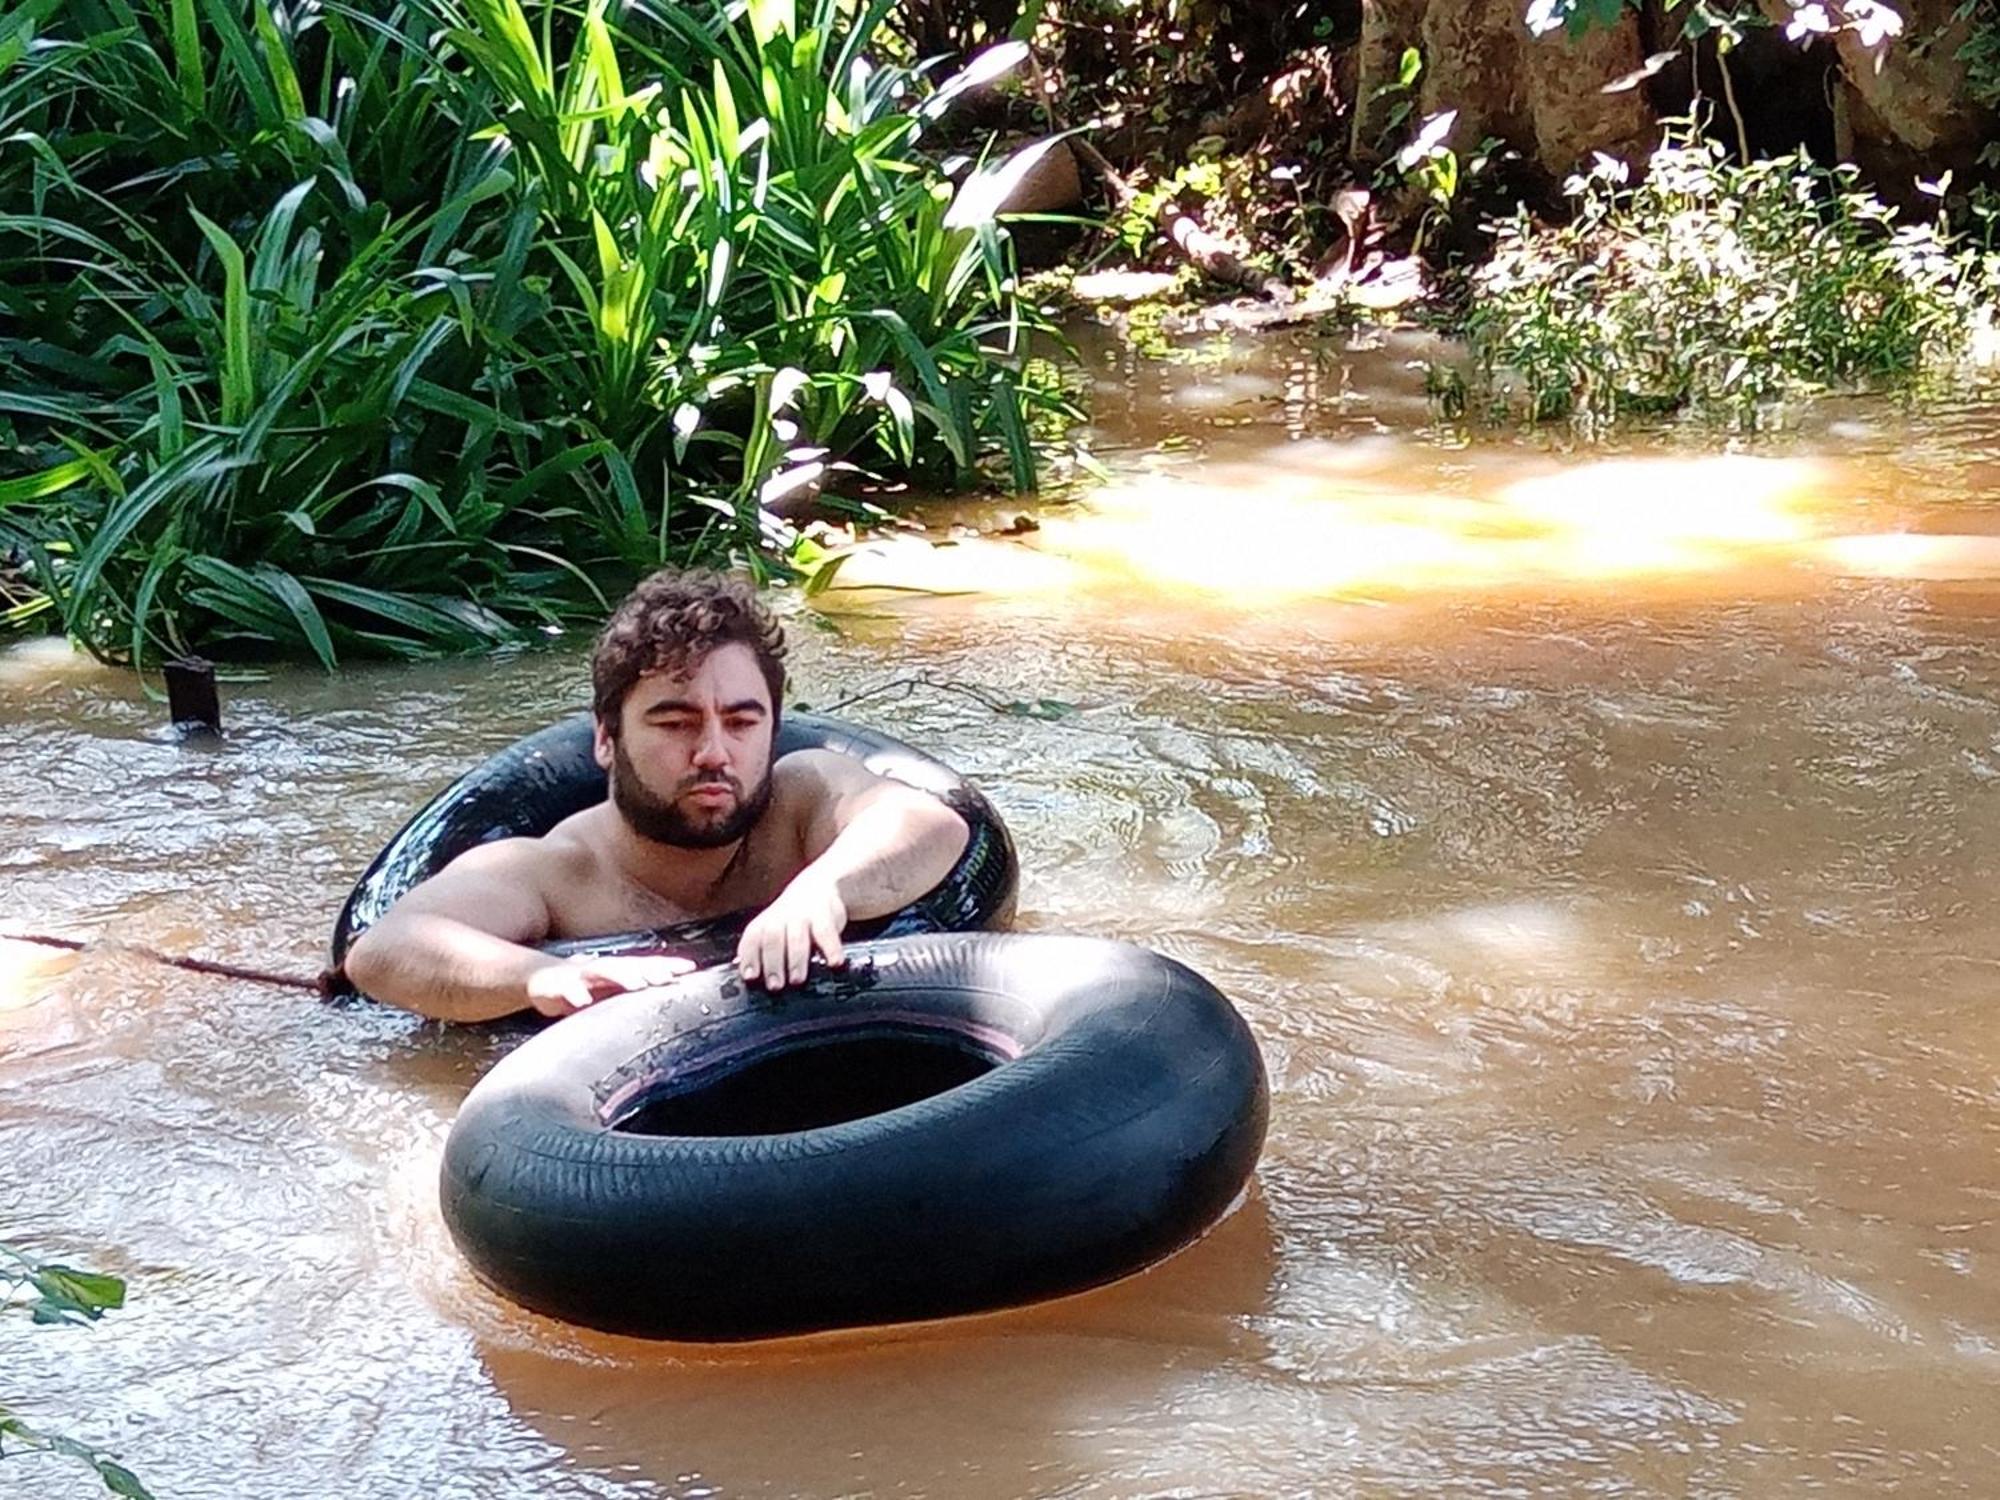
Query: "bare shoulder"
770 749 883 858
436 834 548 874
773 747 882 798
407 824 592 912
437 831 577 882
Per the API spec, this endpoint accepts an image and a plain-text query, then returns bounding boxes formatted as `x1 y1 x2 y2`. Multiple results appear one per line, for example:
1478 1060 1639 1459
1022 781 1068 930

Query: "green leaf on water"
97 1460 155 1499
800 550 853 597
28 1265 126 1321
1003 696 1074 720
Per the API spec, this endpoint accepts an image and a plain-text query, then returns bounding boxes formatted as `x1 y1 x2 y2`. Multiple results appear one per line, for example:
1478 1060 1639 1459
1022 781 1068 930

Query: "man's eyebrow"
640 697 767 716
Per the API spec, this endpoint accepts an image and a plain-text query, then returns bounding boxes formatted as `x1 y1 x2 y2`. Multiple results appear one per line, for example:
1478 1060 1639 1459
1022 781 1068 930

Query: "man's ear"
592 716 615 772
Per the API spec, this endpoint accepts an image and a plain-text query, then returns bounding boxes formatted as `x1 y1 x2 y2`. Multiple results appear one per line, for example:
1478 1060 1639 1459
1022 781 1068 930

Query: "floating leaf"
28 1265 126 1321
1002 697 1075 720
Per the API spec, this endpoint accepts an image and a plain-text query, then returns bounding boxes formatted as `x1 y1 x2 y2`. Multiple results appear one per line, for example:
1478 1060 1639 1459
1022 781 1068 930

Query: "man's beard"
609 737 774 850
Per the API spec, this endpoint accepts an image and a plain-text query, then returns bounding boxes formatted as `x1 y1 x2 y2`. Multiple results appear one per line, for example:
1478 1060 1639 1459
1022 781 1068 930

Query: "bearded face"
609 733 774 850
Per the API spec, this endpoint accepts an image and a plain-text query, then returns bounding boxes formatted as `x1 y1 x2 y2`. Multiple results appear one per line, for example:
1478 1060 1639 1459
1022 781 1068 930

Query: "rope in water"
0 931 333 997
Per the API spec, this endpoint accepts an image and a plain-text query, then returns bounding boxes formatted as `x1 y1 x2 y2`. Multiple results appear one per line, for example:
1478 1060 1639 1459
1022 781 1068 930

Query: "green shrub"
1457 133 1999 429
0 0 1072 667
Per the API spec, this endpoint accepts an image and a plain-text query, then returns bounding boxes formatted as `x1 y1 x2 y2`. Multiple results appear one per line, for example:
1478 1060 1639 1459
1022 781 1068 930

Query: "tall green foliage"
0 0 1069 666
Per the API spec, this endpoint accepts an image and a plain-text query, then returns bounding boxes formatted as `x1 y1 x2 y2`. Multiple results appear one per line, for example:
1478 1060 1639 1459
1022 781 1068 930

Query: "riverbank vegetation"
1449 134 1998 427
3 0 1999 666
0 0 1069 666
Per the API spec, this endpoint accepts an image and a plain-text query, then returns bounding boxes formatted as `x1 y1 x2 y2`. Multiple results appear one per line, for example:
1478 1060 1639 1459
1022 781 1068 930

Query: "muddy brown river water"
4 327 2000 1497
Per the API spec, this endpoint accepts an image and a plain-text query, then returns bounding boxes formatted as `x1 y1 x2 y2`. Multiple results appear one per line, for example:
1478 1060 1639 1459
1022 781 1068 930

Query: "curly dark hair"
590 568 786 733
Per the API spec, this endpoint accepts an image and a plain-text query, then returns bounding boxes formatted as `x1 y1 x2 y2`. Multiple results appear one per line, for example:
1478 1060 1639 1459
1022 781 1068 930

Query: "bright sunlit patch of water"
0 937 73 1014
824 451 1855 612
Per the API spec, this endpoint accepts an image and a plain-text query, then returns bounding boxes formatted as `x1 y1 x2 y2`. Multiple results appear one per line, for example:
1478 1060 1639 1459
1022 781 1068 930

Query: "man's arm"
343 840 689 1023
736 754 971 989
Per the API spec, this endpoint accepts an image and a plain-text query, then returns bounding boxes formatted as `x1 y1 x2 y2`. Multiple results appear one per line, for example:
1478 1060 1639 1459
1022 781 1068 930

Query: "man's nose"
691 721 729 768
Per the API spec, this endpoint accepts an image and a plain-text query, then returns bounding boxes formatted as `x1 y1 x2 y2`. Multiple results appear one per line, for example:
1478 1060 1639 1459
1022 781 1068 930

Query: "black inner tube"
331 710 1018 991
442 932 1271 1341
606 1029 1004 1137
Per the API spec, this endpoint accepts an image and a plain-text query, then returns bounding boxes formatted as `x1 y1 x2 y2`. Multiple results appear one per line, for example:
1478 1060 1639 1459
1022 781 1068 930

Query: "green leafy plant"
1385 108 1461 256
1116 159 1224 256
1458 131 1999 429
1950 0 2000 112
0 0 1072 668
1368 44 1425 151
1 1242 151 1499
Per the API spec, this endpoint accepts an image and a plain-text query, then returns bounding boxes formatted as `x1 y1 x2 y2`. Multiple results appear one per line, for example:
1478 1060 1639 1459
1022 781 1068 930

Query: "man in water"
343 569 970 1023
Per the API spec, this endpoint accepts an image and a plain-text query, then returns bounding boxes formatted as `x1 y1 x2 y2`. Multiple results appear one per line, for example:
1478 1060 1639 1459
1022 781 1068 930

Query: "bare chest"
542 824 805 940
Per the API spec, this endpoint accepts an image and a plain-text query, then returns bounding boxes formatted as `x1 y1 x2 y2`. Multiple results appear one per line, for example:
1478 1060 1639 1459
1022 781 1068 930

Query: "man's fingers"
812 910 845 970
786 917 814 986
737 897 844 990
572 954 697 999
618 954 694 984
758 924 787 991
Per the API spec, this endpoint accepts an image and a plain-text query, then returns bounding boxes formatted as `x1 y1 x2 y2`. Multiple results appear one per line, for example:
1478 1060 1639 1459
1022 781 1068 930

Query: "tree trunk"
1750 0 1997 183
1352 0 1657 175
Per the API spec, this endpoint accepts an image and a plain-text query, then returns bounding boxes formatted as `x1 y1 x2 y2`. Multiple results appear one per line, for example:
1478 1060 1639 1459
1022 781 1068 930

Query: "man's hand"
737 873 847 990
523 953 696 1018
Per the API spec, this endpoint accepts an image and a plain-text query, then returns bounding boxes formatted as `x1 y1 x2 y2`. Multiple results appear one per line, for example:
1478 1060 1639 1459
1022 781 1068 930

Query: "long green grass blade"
129 540 185 672
300 576 489 643
251 562 337 668
189 207 255 424
198 0 281 126
988 370 1035 492
249 0 306 123
865 309 971 468
168 0 206 111
0 455 96 508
